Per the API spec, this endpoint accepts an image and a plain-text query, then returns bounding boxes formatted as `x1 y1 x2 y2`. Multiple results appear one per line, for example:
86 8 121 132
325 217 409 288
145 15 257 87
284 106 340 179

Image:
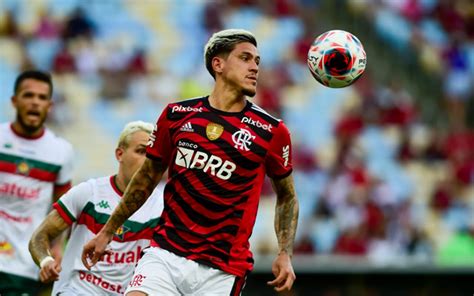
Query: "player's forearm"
50 229 69 259
100 183 151 236
271 175 299 257
29 210 69 265
101 160 162 237
275 194 299 257
29 230 54 266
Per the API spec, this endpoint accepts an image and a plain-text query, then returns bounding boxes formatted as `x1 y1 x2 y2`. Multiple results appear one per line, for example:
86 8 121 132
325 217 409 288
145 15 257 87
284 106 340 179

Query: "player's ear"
46 99 53 114
212 56 224 76
11 95 18 108
115 147 124 162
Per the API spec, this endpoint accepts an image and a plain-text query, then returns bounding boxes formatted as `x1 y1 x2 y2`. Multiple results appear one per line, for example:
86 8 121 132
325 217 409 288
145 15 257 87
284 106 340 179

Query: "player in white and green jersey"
0 70 74 296
29 121 163 295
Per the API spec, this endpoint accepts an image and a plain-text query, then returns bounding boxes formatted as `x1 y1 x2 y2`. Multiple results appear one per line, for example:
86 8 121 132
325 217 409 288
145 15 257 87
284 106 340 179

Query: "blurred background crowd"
0 0 473 278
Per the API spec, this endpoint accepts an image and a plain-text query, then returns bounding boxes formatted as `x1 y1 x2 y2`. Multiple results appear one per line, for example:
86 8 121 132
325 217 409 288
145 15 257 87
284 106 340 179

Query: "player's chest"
0 140 63 183
1 136 61 165
170 115 270 161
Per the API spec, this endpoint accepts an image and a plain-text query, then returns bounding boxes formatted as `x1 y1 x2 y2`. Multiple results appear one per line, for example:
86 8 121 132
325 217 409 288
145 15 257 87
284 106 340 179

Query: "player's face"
118 130 149 184
11 79 52 133
222 42 260 97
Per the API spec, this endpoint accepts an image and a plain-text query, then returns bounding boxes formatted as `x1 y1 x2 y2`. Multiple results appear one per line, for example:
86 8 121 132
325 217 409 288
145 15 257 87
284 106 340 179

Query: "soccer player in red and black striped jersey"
82 28 299 295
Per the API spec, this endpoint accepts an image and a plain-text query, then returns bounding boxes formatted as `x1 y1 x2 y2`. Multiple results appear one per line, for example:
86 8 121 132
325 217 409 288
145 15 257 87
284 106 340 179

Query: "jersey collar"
10 123 45 140
203 96 252 116
110 175 124 197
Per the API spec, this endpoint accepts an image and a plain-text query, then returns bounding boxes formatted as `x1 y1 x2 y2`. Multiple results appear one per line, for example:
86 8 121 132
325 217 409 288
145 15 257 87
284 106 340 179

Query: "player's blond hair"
118 120 154 149
204 28 257 79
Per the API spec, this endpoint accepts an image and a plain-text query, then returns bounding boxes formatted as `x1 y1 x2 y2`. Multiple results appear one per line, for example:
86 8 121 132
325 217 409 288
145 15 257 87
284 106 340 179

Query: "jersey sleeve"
56 141 74 186
265 121 293 179
52 181 92 225
146 105 173 164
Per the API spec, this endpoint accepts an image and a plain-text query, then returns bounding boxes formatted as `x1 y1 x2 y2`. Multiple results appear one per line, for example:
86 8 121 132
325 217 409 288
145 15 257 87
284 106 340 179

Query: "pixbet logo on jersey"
172 106 203 113
241 117 272 131
175 147 236 180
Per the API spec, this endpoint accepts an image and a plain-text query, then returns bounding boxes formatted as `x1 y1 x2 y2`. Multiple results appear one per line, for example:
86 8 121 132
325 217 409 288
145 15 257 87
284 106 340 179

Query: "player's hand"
267 251 296 292
39 259 61 283
81 232 112 270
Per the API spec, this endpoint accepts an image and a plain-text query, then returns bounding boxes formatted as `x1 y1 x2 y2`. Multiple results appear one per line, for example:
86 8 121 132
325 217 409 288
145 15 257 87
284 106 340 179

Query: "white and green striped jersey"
0 122 74 280
52 176 163 295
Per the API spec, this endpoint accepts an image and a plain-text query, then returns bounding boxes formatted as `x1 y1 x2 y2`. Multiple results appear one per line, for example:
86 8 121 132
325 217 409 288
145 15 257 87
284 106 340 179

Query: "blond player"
29 121 163 295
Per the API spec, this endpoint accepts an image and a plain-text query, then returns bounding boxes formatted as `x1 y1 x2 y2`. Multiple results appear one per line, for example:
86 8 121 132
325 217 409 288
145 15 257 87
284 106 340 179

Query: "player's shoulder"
85 175 111 190
0 123 74 152
247 102 283 127
64 177 97 199
73 176 109 196
0 122 17 137
164 96 207 120
167 97 206 111
0 123 11 140
43 128 73 150
0 122 9 131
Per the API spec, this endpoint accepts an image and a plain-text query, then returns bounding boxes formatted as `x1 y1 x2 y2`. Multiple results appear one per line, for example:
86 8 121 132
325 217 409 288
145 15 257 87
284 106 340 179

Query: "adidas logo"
180 122 194 132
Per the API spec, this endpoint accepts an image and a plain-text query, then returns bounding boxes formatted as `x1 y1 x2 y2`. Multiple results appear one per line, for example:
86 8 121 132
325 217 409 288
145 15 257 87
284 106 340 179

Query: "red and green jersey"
52 176 163 295
146 96 293 277
0 122 74 280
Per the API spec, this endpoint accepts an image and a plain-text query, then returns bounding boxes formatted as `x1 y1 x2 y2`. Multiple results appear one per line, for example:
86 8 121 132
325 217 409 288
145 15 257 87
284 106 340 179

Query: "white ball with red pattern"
307 30 367 88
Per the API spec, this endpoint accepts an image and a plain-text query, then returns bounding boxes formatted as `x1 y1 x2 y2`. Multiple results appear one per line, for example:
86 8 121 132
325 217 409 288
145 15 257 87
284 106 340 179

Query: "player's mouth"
246 76 257 81
25 110 42 120
246 76 257 85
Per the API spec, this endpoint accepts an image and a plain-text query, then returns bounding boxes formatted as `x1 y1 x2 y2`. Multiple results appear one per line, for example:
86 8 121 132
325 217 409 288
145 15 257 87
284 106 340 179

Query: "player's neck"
113 173 127 195
208 86 247 113
11 121 45 139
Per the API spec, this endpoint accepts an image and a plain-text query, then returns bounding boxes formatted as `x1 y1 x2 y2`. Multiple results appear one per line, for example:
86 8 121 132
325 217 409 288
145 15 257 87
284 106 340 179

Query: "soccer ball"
307 30 366 88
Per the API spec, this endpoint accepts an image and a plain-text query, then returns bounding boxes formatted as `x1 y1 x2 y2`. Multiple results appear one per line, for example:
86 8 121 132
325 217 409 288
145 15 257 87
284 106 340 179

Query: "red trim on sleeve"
53 202 74 225
270 169 293 180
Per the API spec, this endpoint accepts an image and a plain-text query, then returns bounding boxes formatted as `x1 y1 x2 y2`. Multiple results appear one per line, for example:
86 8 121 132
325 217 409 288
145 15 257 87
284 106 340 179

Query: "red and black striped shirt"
146 96 293 277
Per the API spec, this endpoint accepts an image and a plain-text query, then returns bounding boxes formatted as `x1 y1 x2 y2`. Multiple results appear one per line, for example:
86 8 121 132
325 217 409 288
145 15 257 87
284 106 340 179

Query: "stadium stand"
1 0 473 294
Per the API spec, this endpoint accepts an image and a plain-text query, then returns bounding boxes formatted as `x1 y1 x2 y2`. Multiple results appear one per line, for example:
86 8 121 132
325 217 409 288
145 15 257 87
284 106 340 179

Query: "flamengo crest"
232 128 255 151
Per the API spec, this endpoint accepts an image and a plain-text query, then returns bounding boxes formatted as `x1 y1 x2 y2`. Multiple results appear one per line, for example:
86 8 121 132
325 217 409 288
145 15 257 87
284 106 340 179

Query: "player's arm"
29 209 70 283
50 182 72 262
101 157 164 237
267 174 299 292
82 157 165 269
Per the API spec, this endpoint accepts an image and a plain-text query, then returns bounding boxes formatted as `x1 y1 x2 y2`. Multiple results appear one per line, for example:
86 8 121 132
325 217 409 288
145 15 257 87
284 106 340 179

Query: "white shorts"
125 247 247 296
